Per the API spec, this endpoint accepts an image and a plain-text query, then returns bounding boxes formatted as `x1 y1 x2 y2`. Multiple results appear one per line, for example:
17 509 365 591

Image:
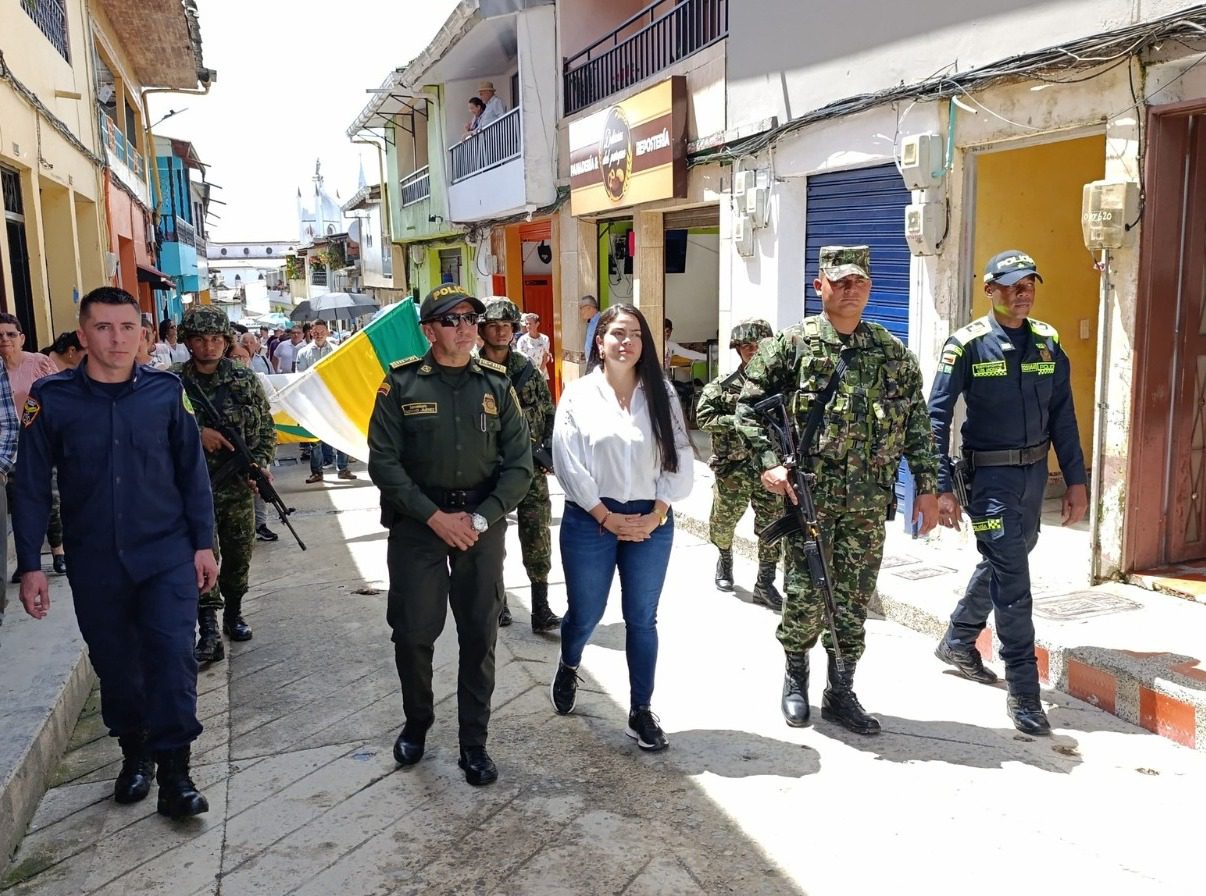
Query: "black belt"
966 441 1050 468
422 484 492 511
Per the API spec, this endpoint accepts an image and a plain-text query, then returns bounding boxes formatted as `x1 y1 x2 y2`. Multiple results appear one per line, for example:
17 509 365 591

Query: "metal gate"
804 163 911 343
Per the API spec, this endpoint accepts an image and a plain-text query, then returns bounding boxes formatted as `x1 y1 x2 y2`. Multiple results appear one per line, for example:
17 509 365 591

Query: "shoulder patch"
182 391 195 415
477 358 507 375
21 398 41 428
389 356 422 369
1028 318 1061 343
377 380 391 397
950 318 992 347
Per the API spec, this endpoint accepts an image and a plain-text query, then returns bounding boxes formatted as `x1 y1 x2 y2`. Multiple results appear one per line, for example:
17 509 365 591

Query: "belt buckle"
446 490 468 510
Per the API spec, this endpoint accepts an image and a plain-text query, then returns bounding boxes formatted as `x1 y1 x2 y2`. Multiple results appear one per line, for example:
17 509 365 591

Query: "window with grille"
22 0 71 63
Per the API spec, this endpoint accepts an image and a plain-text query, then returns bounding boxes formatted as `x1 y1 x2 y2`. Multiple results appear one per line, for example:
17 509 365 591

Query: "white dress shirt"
553 368 693 510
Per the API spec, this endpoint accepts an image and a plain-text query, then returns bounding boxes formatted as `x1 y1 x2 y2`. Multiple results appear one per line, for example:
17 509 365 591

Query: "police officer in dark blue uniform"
14 287 219 819
928 251 1088 735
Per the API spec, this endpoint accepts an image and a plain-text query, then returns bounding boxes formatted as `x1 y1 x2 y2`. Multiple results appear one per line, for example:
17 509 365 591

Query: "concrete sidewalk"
673 457 1206 752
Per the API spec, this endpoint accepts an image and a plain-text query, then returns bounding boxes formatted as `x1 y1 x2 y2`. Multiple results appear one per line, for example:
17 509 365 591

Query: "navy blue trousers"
69 561 203 752
944 460 1047 697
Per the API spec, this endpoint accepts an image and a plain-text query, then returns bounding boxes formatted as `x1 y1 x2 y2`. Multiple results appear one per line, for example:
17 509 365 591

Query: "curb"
675 504 1206 752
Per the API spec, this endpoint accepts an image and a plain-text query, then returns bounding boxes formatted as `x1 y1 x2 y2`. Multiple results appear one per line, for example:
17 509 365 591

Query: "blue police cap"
984 250 1044 286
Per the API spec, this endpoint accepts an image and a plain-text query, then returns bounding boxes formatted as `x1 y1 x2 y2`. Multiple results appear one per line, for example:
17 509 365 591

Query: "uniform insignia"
182 392 195 415
950 318 992 346
971 360 1008 378
1021 361 1056 375
21 398 40 428
402 402 437 416
419 364 432 373
940 348 960 366
482 394 498 416
1037 344 1052 362
477 357 507 375
390 356 422 369
377 381 392 397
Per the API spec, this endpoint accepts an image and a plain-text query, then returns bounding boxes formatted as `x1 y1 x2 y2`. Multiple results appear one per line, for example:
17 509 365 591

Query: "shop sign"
568 77 687 216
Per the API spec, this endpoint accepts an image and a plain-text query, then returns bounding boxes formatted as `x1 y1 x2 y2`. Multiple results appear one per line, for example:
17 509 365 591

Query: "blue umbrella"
255 312 293 329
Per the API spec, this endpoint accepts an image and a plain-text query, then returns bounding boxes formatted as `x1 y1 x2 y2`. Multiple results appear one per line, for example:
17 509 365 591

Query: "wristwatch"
470 513 489 533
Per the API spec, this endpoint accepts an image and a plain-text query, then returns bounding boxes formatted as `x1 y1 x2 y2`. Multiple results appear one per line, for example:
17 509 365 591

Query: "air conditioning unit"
734 214 755 257
733 169 757 196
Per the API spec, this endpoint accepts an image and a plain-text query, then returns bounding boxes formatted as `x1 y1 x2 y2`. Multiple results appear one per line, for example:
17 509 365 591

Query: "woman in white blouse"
550 304 693 752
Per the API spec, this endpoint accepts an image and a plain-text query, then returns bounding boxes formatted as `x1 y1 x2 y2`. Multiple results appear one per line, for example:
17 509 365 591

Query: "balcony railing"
159 215 197 249
448 107 521 184
22 0 70 62
97 111 145 180
563 0 727 114
400 165 431 207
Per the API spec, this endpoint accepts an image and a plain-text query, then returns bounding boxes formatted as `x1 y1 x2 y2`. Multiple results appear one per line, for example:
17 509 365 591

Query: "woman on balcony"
464 97 485 138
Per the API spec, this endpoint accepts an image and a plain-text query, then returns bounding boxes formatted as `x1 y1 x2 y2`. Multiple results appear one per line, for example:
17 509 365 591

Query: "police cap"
420 284 486 322
984 250 1044 286
729 319 773 348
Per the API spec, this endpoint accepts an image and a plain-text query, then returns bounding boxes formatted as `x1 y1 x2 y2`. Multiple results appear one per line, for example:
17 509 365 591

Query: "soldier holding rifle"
737 246 939 735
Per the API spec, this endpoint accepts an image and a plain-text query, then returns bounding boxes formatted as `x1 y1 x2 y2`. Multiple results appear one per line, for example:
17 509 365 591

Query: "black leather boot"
780 652 811 727
821 654 881 735
752 563 784 610
223 598 253 642
194 608 224 663
155 747 208 819
529 582 562 634
714 549 734 592
114 733 155 804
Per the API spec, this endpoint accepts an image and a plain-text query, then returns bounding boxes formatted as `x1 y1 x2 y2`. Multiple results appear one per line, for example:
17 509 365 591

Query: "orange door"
522 275 559 400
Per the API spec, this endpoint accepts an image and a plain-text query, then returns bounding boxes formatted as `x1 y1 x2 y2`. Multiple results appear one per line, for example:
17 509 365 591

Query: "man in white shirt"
272 325 304 373
515 313 552 380
477 81 507 128
241 333 273 376
663 318 707 371
296 321 356 483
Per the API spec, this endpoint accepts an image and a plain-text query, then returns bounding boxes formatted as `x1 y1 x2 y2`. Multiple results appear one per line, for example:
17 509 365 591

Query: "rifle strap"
509 358 537 397
798 348 853 452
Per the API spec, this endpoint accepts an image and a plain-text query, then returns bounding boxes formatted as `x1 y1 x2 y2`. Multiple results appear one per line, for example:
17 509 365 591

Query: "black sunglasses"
431 312 482 328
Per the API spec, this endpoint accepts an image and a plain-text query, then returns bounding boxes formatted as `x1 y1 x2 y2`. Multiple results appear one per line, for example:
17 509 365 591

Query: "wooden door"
1166 114 1206 562
522 275 559 400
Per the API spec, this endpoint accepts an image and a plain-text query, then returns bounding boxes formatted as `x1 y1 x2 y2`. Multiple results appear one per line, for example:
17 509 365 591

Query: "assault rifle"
752 393 844 672
183 381 307 550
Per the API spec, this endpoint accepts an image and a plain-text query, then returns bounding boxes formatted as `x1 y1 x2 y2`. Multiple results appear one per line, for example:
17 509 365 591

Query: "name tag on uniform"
971 360 1007 378
1021 361 1056 375
402 402 438 416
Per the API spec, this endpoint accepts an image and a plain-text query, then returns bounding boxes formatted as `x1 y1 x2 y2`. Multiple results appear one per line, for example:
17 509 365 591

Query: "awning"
137 263 176 292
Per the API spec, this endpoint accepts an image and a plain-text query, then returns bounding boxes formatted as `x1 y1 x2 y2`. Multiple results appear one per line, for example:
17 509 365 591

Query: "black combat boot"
751 563 784 611
194 608 225 663
530 582 562 634
714 549 734 592
155 747 209 819
821 654 881 736
780 652 811 727
498 597 512 627
114 732 155 804
223 598 253 642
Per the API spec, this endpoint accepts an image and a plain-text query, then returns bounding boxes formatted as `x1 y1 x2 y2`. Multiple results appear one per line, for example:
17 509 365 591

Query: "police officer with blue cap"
928 250 1088 735
14 287 218 818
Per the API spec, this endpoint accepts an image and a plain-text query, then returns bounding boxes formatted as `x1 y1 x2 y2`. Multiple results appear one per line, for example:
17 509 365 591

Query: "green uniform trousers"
516 471 552 584
778 508 885 661
708 469 782 567
386 513 507 748
199 485 255 613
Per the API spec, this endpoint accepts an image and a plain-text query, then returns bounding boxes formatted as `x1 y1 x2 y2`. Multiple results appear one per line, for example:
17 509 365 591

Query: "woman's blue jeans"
559 499 674 709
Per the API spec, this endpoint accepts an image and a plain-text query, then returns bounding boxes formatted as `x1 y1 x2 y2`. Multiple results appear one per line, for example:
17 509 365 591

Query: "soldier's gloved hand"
427 510 480 551
201 427 235 454
19 571 51 619
760 466 796 504
937 492 962 530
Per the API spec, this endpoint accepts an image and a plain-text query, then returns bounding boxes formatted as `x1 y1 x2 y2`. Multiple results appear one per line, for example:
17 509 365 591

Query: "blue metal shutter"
804 164 911 343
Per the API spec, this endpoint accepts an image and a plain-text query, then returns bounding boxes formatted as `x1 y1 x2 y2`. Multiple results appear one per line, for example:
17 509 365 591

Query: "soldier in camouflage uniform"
697 319 784 610
174 307 276 663
736 246 940 735
477 298 562 633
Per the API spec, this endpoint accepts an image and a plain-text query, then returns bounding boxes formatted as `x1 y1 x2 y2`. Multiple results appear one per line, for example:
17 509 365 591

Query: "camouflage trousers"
200 485 255 613
516 471 552 584
708 469 782 567
778 508 885 661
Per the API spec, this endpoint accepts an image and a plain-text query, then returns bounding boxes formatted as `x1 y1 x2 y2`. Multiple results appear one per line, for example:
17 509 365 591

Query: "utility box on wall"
1081 179 1139 250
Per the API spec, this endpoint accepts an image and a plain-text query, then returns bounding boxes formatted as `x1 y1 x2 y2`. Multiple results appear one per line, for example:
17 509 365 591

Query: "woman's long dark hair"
588 303 680 473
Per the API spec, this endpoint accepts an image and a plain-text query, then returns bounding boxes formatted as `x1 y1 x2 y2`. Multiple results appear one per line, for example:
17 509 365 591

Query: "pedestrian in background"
368 284 532 786
229 338 279 542
697 319 784 610
929 250 1088 736
297 320 356 483
737 246 939 735
550 303 693 752
477 299 562 633
515 312 552 381
578 295 600 366
174 307 276 662
0 364 16 646
153 319 190 366
40 331 85 371
14 286 217 819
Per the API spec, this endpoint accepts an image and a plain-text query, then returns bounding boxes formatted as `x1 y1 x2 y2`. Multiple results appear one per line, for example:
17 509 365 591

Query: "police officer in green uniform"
697 319 784 610
737 247 940 735
173 306 276 663
476 297 562 634
368 285 532 786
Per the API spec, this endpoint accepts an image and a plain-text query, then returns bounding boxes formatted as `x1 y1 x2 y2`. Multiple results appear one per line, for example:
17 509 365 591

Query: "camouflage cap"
729 318 773 348
819 245 871 280
480 297 522 327
179 305 232 340
419 283 486 321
